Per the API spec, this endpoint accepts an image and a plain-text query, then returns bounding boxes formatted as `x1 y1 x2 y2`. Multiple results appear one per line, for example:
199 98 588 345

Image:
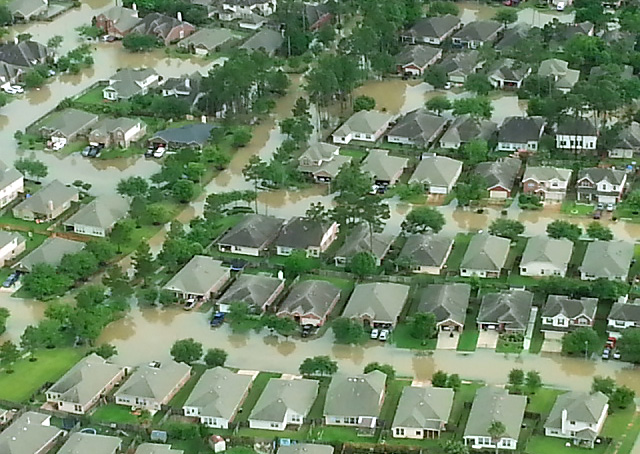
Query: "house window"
521 268 527 272
74 405 82 412
396 428 405 436
270 423 279 428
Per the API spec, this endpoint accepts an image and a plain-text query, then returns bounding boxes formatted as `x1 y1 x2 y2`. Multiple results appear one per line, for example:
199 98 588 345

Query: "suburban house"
387 109 448 147
342 282 410 329
439 115 496 149
538 59 580 93
216 273 285 313
37 109 99 142
177 28 239 56
541 295 598 332
88 117 147 149
0 160 23 208
544 392 609 448
93 5 139 37
217 214 284 256
496 116 546 152
103 68 160 101
333 223 395 267
161 74 203 108
495 24 530 52
274 216 339 257
278 445 333 454
219 0 276 22
150 123 215 150
114 360 192 414
0 412 64 454
417 283 471 332
276 279 341 326
63 195 129 237
182 367 253 429
610 122 640 159
392 386 454 439
163 255 231 302
556 117 598 152
332 111 394 145
324 371 386 428
304 3 332 31
9 0 48 21
239 29 284 55
522 166 572 201
488 59 532 89
0 231 25 267
608 300 640 334
0 40 48 84
136 444 185 454
460 234 511 278
437 50 483 84
13 180 79 222
409 154 462 195
298 142 351 183
519 236 573 278
129 12 195 45
475 157 522 199
477 289 534 332
15 237 85 272
464 387 526 451
398 234 454 275
248 377 318 431
579 240 633 281
395 45 443 76
452 20 504 48
576 167 627 205
57 433 122 454
401 14 461 45
46 353 127 415
361 149 409 186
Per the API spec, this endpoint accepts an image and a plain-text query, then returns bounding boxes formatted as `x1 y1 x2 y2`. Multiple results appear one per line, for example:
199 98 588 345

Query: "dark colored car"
210 312 225 327
593 209 602 219
2 271 20 288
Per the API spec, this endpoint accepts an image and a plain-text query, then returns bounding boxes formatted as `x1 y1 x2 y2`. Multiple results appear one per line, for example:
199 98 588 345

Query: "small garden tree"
170 338 203 364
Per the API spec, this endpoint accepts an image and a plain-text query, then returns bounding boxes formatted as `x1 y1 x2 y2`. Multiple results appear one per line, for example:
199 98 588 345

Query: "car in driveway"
2 271 20 288
593 209 602 219
602 348 610 360
370 328 379 339
607 203 615 212
210 312 225 327
153 146 166 158
379 329 390 341
184 298 196 310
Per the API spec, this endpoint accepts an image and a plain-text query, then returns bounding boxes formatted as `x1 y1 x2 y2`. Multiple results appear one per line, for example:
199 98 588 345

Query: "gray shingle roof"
275 217 335 250
130 12 193 41
99 6 139 32
240 29 284 55
438 50 481 77
489 58 530 82
183 367 253 420
105 68 158 99
13 179 78 216
478 289 533 330
417 283 471 327
277 279 341 320
334 223 395 263
278 444 334 454
333 111 394 137
409 155 462 187
8 0 47 18
58 433 122 454
0 40 47 67
218 214 284 249
399 234 453 268
538 59 580 89
0 412 63 454
217 273 284 310
580 240 633 279
164 255 229 296
439 115 496 147
250 378 318 422
63 195 129 232
0 160 22 192
116 360 191 401
614 122 640 150
361 149 408 183
17 237 85 272
178 28 238 50
609 301 640 323
557 117 597 136
388 109 447 146
464 387 526 440
577 167 626 186
395 45 442 69
38 109 98 138
542 295 598 320
453 20 502 42
135 444 184 454
460 234 510 272
343 282 410 324
392 386 454 429
475 157 521 191
152 123 215 147
545 392 608 435
299 143 340 162
0 230 24 251
520 236 573 271
522 166 572 183
498 116 545 144
324 371 386 418
403 15 461 40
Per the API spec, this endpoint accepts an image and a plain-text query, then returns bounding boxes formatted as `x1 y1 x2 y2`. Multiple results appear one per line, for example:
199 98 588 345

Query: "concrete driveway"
541 331 564 353
437 331 460 350
477 330 500 349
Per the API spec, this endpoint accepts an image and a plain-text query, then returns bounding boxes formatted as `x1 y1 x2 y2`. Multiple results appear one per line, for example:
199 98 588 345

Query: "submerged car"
210 312 225 327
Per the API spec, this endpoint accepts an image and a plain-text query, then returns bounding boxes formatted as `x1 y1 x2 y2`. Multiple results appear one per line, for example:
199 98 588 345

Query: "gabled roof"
324 371 386 418
17 180 79 215
116 360 191 401
409 154 462 187
392 386 454 429
63 195 129 231
250 378 318 422
8 0 47 18
556 117 597 136
522 166 572 183
498 116 545 144
614 122 640 150
183 367 252 419
478 289 533 330
343 282 410 323
440 115 496 146
335 223 395 262
240 29 284 55
438 50 481 77
395 45 441 69
38 109 98 137
580 240 633 279
151 123 215 147
577 167 626 185
0 40 47 68
178 27 238 50
388 109 447 146
299 142 339 162
218 214 284 249
542 295 598 320
417 283 471 327
545 392 608 430
609 301 640 323
460 234 510 272
520 235 573 271
275 217 335 250
47 353 124 406
399 234 453 268
403 15 461 40
89 117 143 138
278 444 334 454
489 58 530 82
217 273 284 309
0 412 63 454
164 255 228 295
453 20 502 42
58 433 122 454
361 149 408 182
17 237 84 272
0 230 24 251
538 58 580 89
130 12 193 41
99 6 139 32
333 110 394 137
475 157 521 191
495 24 530 51
105 68 158 99
464 387 526 440
0 160 22 192
277 279 341 319
136 444 184 454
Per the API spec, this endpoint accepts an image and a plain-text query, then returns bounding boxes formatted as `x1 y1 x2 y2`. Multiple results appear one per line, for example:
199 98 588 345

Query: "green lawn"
449 382 482 435
561 201 595 216
74 86 107 106
307 376 331 420
91 403 146 424
630 244 640 278
339 148 368 163
526 388 564 416
391 323 437 350
379 378 411 423
446 233 472 272
529 315 545 354
525 435 607 454
0 348 84 402
311 424 373 443
0 213 52 234
495 337 524 354
234 371 281 424
607 409 640 454
567 241 588 277
168 364 206 409
504 237 528 272
457 304 480 352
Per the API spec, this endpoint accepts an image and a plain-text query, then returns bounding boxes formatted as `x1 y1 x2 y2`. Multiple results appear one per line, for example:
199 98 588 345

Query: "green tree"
464 73 492 95
547 220 582 242
624 190 640 211
122 33 161 52
21 319 65 350
488 420 506 453
617 328 640 363
592 376 616 396
401 206 445 234
447 373 462 391
170 338 203 364
332 317 365 344
172 179 197 203
456 174 487 206
489 219 525 241
110 219 136 252
525 370 542 394
0 5 12 25
146 203 173 225
231 128 252 148
431 370 448 387
24 70 45 88
349 251 377 278
263 314 298 336
462 139 489 165
508 368 525 390
363 362 396 381
133 242 156 281
425 95 452 116
102 266 132 299
14 157 48 181
58 251 99 281
299 355 338 376
353 95 376 111
46 35 63 50
0 341 19 366
410 312 437 343
204 348 228 367
494 8 518 25
611 385 635 410
562 327 600 357
117 176 149 198
424 65 448 89
442 440 469 454
586 222 613 241
21 263 73 299
452 97 493 119
86 240 117 264
282 250 315 278
0 307 8 335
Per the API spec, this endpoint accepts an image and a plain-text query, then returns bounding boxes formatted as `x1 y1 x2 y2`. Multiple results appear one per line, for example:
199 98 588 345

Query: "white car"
3 86 17 94
444 82 452 90
379 329 390 341
556 1 565 10
11 85 24 94
184 298 196 310
370 328 379 339
153 146 166 158
607 203 615 212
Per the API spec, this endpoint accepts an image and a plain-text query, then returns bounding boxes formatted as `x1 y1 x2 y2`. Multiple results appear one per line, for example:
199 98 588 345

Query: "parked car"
3 85 17 94
370 328 379 339
301 324 314 338
210 312 225 327
145 146 155 158
379 329 390 341
81 146 91 157
88 147 101 158
153 146 166 158
184 298 196 310
597 203 605 211
613 350 621 360
444 82 452 89
11 85 24 94
556 1 565 10
593 209 602 219
602 348 610 360
607 203 615 212
2 271 20 288
606 337 617 349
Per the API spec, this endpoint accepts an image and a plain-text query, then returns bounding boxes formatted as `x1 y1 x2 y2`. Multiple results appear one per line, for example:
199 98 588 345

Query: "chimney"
184 77 190 89
561 408 568 434
177 11 182 21
13 37 18 45
132 2 137 10
47 200 54 212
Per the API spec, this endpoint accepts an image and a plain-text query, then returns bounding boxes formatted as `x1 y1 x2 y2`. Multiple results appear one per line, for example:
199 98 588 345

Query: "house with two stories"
333 223 395 267
46 353 127 415
248 377 319 431
103 68 160 101
342 282 410 329
275 217 338 257
387 109 448 147
538 59 580 93
177 27 239 56
460 234 511 278
576 167 627 205
129 12 195 45
63 195 129 238
0 231 25 268
0 160 23 208
93 5 139 37
409 154 462 195
392 386 454 439
37 109 99 142
395 45 442 77
361 149 409 186
437 50 483 84
519 236 573 278
219 0 276 24
544 392 609 448
9 0 48 21
276 279 341 327
497 116 546 152
608 300 640 334
579 240 633 281
324 371 386 429
57 433 122 454
541 295 598 333
114 360 192 414
439 115 496 149
304 3 332 31
609 121 640 159
556 117 598 152
398 234 453 275
297 142 351 183
464 387 526 451
163 255 231 302
13 180 79 222
0 40 48 85
216 273 285 313
182 367 253 428
475 157 522 199
88 117 147 149
452 20 504 48
332 111 394 145
521 166 572 201
15 237 84 272
0 411 64 454
217 214 285 256
416 283 471 332
477 289 534 332
401 14 461 45
488 59 531 89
